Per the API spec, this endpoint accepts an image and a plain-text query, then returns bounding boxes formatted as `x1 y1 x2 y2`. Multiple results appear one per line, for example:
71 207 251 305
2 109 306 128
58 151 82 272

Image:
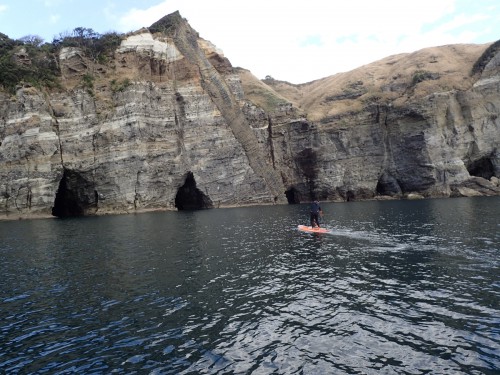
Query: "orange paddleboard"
298 225 329 234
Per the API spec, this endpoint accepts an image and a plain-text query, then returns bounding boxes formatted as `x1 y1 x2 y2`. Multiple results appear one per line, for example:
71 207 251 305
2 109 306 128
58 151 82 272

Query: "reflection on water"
1 197 499 374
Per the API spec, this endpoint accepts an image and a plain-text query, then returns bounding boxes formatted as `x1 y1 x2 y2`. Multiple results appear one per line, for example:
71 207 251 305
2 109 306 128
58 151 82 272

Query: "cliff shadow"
295 148 318 200
175 172 213 210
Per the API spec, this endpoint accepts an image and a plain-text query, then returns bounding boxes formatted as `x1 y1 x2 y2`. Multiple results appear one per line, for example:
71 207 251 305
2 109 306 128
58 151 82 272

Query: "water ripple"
0 199 499 373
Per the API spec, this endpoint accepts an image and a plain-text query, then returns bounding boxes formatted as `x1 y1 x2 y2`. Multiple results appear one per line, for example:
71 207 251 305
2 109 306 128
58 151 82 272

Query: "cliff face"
1 12 499 219
266 43 500 202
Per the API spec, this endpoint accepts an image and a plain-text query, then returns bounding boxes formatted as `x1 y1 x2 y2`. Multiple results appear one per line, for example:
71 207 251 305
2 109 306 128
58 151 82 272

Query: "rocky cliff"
263 42 500 201
0 11 499 219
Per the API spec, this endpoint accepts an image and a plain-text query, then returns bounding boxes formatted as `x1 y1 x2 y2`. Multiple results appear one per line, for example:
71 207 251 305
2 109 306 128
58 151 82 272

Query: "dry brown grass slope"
246 43 490 122
236 68 299 113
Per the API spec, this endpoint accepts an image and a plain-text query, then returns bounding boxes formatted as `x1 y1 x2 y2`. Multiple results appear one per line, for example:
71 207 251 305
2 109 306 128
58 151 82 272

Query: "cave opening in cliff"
285 187 300 204
376 172 402 196
175 172 213 210
467 156 495 179
52 169 97 218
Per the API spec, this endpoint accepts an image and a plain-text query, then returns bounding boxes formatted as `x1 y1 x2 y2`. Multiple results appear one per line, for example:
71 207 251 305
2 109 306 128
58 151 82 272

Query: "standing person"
310 200 323 228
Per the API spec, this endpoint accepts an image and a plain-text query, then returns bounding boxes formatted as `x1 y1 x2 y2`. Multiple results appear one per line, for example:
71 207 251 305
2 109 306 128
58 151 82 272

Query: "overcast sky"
1 0 499 83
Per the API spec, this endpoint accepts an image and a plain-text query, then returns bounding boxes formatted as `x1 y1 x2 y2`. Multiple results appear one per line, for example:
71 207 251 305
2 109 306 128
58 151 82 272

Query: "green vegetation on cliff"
0 28 122 94
0 32 59 93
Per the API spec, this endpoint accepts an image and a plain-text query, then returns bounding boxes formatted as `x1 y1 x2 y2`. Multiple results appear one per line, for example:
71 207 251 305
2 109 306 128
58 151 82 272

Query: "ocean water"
1 197 499 374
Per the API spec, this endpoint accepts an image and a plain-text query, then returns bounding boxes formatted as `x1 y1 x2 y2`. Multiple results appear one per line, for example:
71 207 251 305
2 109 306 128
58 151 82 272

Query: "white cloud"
0 4 8 13
49 14 60 24
433 13 489 34
43 0 66 7
118 2 175 33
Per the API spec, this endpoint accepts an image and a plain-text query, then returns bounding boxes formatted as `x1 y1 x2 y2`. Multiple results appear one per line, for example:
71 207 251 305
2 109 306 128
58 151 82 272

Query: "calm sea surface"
1 197 499 374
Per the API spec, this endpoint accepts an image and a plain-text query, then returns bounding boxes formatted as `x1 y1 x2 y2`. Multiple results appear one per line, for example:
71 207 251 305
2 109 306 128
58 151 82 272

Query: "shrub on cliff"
0 55 29 92
110 78 132 93
0 28 123 94
52 28 122 64
0 32 22 53
411 70 440 86
0 33 59 93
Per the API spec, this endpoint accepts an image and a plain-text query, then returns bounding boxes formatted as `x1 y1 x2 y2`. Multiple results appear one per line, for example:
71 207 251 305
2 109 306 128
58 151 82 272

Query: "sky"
1 0 499 84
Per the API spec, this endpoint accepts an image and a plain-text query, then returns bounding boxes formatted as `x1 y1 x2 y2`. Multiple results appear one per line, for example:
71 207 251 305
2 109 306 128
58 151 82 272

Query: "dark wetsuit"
310 202 322 227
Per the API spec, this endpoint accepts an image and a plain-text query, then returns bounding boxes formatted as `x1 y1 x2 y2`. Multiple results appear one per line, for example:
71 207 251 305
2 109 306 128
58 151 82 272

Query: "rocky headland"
0 11 499 220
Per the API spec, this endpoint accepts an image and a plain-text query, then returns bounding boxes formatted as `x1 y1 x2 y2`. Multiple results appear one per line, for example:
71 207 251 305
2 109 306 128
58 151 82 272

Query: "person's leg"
312 213 319 227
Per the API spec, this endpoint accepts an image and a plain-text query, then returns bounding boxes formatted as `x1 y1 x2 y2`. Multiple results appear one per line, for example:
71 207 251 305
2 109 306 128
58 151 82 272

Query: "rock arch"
174 172 213 210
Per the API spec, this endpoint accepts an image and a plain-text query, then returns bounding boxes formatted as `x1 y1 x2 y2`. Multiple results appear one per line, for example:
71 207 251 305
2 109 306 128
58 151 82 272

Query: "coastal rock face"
263 42 500 202
0 12 499 219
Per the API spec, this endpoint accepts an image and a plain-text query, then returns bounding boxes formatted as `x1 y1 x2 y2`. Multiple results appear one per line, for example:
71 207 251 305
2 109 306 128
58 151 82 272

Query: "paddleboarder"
310 200 323 228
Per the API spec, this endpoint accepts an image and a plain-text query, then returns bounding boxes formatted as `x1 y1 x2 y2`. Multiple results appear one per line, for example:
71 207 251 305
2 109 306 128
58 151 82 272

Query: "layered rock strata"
0 12 499 220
